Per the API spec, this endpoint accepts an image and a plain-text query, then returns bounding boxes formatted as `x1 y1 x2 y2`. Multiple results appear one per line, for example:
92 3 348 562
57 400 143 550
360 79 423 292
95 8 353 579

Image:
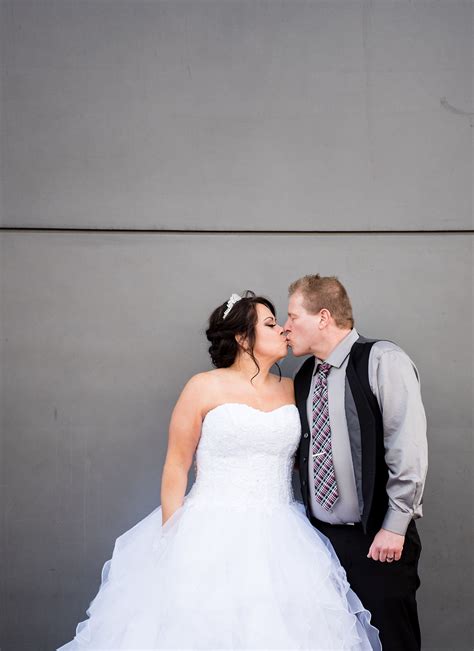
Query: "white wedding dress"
58 403 381 651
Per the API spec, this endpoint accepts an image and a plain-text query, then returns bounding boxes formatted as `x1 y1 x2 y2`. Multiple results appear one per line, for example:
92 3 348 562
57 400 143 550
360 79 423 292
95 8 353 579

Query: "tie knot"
317 362 332 377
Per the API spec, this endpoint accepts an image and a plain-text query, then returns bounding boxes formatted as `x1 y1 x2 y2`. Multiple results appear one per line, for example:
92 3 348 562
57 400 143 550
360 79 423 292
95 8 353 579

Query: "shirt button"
303 432 309 438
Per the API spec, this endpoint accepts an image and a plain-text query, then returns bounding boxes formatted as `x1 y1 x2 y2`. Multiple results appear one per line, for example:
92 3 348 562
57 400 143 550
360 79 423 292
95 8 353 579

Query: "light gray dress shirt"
305 328 428 536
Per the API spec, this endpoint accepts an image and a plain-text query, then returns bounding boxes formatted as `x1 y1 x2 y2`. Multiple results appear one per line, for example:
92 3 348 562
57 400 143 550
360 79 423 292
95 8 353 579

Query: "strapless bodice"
186 403 301 510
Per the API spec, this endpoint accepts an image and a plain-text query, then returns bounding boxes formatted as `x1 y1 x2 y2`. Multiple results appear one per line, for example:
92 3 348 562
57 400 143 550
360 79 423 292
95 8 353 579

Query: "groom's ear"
319 308 331 328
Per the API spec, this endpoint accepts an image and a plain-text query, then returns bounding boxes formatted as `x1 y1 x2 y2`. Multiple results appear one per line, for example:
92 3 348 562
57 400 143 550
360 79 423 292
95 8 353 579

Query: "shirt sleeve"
369 346 428 536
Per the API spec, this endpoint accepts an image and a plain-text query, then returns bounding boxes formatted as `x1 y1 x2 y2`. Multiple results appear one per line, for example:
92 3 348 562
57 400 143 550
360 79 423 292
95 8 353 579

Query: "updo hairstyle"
205 290 281 383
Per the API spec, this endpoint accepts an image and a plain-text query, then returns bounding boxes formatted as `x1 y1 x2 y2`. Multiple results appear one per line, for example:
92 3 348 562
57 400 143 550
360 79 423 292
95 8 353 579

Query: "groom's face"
284 292 322 357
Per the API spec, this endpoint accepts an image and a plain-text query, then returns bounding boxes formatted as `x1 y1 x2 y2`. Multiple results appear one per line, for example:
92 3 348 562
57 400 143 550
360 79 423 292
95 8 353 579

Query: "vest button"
302 480 306 486
303 457 307 463
303 432 309 438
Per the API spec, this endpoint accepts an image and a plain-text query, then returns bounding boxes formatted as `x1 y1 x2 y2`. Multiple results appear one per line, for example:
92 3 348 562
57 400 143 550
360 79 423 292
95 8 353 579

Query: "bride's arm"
160 374 206 526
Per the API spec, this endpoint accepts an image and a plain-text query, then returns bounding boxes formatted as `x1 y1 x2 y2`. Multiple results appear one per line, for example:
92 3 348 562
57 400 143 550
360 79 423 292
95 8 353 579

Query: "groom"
284 274 428 651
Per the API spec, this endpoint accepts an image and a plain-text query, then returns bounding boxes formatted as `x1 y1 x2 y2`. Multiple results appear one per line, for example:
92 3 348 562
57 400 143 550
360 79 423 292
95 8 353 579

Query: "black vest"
294 339 389 534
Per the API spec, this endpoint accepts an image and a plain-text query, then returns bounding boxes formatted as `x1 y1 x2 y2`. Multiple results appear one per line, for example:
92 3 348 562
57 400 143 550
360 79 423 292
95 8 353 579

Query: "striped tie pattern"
311 362 339 510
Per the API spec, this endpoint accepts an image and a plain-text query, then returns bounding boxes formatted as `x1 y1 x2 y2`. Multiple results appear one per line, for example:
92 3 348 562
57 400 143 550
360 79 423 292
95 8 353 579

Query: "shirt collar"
313 327 360 374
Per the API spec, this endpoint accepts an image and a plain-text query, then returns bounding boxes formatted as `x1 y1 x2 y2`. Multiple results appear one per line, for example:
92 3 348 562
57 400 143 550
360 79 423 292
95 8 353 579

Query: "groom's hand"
367 528 405 562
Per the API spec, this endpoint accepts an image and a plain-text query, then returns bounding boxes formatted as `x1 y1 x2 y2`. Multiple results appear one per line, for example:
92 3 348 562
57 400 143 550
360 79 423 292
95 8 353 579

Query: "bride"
58 291 381 650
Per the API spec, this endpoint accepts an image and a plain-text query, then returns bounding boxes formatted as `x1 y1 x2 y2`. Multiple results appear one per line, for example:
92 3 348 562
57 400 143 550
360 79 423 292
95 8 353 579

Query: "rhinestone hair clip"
223 293 242 319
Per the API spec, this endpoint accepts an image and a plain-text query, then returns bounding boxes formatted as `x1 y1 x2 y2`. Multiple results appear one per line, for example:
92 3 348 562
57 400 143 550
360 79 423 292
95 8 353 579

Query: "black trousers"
311 517 422 651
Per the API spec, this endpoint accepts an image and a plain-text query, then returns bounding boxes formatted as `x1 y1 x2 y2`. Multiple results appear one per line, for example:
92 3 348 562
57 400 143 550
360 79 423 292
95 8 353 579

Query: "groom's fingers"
368 529 405 562
367 544 379 561
369 546 403 562
368 544 398 562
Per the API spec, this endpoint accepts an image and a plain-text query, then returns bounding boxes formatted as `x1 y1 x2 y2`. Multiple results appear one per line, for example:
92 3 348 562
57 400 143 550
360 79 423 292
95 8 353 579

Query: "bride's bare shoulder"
174 371 223 414
178 370 227 413
184 369 224 391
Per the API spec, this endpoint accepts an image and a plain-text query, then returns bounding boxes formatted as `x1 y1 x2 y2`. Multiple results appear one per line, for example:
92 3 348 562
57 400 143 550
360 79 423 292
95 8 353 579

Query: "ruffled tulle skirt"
57 494 381 650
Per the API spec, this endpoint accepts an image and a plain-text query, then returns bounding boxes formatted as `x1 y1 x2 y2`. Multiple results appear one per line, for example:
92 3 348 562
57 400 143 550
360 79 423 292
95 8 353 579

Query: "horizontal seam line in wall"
0 228 472 235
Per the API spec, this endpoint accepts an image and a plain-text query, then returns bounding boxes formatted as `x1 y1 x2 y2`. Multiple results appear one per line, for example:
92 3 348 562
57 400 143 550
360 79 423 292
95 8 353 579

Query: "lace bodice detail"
186 403 301 510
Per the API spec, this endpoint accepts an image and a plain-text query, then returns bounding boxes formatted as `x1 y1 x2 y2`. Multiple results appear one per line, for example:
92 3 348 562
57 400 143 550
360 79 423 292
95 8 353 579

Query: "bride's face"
251 303 288 361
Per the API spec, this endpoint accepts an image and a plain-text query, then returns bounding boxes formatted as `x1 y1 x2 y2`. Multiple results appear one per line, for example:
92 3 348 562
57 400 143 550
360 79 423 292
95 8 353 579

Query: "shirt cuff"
381 508 413 536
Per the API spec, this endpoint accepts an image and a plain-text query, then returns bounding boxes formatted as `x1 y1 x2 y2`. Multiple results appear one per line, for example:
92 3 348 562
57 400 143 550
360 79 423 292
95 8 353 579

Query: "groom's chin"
289 346 307 357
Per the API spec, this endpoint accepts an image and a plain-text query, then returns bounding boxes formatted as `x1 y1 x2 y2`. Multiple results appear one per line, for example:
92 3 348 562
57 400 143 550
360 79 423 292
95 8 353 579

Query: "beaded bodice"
186 403 301 510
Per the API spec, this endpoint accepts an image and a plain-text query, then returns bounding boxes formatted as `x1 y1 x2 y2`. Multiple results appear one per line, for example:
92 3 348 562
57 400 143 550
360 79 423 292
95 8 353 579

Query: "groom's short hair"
288 274 354 329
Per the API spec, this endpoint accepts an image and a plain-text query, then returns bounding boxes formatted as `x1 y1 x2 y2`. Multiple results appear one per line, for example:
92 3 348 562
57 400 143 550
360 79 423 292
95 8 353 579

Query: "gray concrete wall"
0 2 472 651
1 0 472 231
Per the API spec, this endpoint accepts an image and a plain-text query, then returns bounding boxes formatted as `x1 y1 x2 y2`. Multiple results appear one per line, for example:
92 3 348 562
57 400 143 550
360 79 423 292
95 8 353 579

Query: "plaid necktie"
311 362 339 510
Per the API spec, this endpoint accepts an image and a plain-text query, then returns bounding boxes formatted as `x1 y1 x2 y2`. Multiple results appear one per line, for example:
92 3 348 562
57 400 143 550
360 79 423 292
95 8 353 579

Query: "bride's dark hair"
206 290 282 384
